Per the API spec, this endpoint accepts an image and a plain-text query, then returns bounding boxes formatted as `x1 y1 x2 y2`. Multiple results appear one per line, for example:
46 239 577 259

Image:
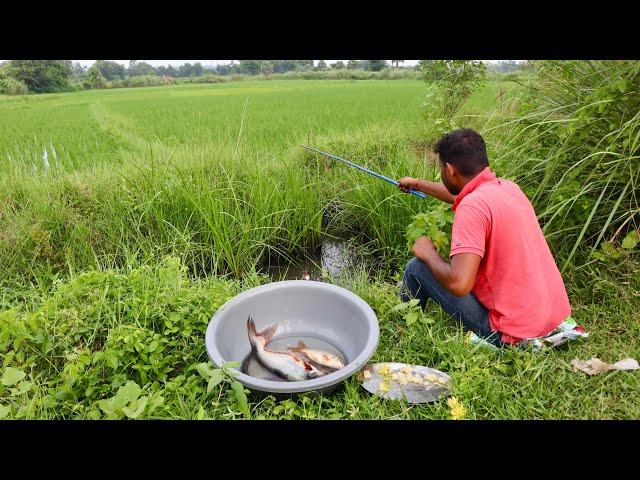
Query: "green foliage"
127 61 157 78
4 60 72 93
2 367 26 386
97 380 164 419
110 75 173 88
237 60 263 75
0 77 28 95
368 60 388 72
419 60 487 139
621 230 639 250
591 229 640 264
405 203 454 256
495 60 640 267
86 65 107 89
94 61 125 81
260 61 274 76
0 75 638 420
0 255 250 419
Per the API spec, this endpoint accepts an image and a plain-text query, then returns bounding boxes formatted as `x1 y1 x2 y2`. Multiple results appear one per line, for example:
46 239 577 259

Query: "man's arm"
398 177 457 204
411 237 480 297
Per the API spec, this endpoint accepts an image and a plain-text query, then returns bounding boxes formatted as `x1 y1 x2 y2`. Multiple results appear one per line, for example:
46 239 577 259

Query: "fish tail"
256 323 278 342
248 316 278 347
247 316 257 350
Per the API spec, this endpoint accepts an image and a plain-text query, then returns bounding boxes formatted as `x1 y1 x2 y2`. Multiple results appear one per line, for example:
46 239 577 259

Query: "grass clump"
491 60 640 269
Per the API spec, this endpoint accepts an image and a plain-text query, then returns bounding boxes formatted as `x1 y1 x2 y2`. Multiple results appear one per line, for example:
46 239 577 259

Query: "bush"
419 61 487 140
495 60 640 268
3 60 72 93
0 77 28 95
86 66 107 89
109 75 172 89
0 256 250 419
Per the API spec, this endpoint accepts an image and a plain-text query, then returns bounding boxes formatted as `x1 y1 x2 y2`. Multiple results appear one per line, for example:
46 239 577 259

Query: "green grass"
1 77 638 420
0 80 429 282
1 255 637 419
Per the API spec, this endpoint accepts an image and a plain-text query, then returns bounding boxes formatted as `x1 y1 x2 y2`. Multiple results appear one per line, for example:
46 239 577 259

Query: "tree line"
0 60 407 94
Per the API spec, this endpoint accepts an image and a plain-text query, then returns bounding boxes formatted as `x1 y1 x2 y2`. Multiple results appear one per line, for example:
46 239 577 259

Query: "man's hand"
398 177 418 193
412 236 437 259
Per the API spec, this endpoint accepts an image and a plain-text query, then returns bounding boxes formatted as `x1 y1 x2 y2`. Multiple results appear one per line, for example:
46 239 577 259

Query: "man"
398 128 571 347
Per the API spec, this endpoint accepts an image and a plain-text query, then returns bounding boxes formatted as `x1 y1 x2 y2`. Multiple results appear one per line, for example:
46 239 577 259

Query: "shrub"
109 75 170 89
495 60 640 268
0 77 28 95
86 66 107 89
419 60 487 140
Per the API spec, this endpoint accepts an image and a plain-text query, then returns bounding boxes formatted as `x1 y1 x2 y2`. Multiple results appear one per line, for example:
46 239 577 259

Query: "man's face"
440 160 462 195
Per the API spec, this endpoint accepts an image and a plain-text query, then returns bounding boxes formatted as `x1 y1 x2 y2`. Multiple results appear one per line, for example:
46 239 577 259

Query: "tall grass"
490 61 640 268
0 80 427 286
2 76 640 420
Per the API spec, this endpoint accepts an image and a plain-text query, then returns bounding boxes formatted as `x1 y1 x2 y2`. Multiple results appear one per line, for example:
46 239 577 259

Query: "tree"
71 62 87 78
490 60 522 73
331 61 345 70
391 60 404 68
260 61 274 75
368 60 387 71
94 60 125 81
5 60 72 93
86 65 107 89
294 60 314 71
127 61 157 77
347 60 359 70
177 63 194 77
192 62 204 77
316 60 328 71
419 60 487 135
272 60 296 74
238 60 262 75
214 63 232 75
157 65 178 77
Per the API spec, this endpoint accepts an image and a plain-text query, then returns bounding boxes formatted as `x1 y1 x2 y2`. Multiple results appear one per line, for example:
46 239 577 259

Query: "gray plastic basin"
205 280 379 395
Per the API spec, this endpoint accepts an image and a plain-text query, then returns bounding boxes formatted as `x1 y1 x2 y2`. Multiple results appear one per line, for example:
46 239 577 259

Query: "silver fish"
289 340 346 371
247 317 323 382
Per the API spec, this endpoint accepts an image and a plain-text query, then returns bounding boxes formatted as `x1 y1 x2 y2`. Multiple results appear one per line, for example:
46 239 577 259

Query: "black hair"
433 128 489 176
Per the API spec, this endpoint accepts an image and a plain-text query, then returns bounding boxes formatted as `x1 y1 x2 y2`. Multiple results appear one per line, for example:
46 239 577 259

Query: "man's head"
434 128 489 195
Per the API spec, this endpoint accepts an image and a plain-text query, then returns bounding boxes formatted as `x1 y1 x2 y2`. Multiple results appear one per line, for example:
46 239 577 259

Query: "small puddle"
264 238 358 281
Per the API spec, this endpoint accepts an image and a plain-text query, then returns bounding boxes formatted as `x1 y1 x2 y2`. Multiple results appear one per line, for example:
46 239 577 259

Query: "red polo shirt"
450 167 571 344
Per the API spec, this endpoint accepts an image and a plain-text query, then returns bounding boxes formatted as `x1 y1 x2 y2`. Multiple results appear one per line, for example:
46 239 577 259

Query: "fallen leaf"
571 357 639 375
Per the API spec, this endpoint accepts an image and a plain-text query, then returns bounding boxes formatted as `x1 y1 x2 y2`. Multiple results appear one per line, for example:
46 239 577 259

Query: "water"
264 238 358 281
241 335 347 382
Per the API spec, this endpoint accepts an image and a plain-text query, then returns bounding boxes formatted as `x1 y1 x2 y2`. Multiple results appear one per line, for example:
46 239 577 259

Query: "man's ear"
446 162 457 180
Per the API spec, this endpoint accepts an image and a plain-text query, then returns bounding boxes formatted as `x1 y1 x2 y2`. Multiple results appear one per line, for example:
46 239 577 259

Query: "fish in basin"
247 317 325 381
288 340 345 371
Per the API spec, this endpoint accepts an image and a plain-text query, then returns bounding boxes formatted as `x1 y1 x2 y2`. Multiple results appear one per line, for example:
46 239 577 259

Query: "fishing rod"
300 145 427 199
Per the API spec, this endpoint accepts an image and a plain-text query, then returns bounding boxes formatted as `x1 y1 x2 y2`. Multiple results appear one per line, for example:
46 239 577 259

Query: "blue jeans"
401 257 508 347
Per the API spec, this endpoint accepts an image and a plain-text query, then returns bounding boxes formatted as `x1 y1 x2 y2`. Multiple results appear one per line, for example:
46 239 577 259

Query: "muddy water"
241 335 347 382
264 238 358 281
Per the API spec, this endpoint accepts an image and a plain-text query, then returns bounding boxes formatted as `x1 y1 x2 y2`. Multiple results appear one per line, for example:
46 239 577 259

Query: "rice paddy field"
1 74 638 420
